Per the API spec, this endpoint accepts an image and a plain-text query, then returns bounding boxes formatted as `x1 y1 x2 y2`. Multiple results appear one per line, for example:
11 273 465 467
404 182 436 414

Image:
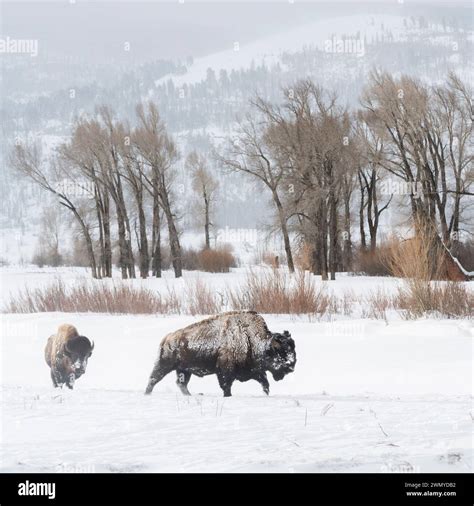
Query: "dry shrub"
228 268 333 316
341 290 356 316
181 247 200 271
67 237 91 268
261 251 280 267
197 245 236 273
3 278 182 315
185 278 220 315
377 226 474 318
354 245 392 277
395 281 474 319
453 240 474 273
294 242 313 271
384 230 444 281
362 288 393 320
32 248 63 268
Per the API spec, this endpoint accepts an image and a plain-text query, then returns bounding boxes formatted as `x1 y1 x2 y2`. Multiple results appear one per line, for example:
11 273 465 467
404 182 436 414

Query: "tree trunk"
204 195 211 250
116 209 128 279
320 201 329 281
69 206 98 279
115 175 136 279
160 188 182 278
136 192 149 279
358 174 366 250
343 186 352 272
102 194 112 277
96 195 105 279
272 190 295 273
328 193 338 281
151 187 162 277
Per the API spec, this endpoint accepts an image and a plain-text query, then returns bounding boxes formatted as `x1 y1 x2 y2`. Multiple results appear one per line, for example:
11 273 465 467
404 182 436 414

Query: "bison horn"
90 339 95 351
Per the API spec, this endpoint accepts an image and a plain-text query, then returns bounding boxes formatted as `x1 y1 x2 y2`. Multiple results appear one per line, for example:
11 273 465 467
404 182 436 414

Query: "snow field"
1 311 472 473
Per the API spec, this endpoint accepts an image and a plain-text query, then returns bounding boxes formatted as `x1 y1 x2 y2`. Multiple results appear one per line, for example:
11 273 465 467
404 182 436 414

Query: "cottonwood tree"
186 151 219 249
59 118 113 278
217 114 296 273
11 142 99 278
354 116 393 252
97 107 136 279
361 71 473 250
253 81 353 280
117 123 150 279
134 102 183 278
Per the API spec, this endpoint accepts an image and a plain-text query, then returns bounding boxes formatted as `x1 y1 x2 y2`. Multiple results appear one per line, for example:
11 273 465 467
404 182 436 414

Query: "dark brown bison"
45 324 94 389
145 311 296 397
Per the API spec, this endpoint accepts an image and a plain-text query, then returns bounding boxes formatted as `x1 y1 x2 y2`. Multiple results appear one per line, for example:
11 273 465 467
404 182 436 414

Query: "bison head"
65 336 94 378
266 330 296 381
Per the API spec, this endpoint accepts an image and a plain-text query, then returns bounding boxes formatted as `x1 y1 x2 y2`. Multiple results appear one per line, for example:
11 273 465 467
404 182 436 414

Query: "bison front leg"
255 372 270 395
50 370 60 388
217 372 234 397
66 373 75 390
176 370 192 396
145 360 172 395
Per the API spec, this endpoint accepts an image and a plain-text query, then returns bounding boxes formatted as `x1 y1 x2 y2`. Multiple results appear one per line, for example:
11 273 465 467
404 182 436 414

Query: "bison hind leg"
217 372 234 397
145 360 173 395
176 370 192 396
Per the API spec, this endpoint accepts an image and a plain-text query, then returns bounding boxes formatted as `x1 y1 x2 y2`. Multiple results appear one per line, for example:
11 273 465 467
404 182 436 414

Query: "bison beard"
145 311 296 397
44 324 94 389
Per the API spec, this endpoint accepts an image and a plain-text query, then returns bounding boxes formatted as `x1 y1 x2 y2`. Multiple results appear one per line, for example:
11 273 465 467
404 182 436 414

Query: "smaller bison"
145 311 296 397
45 324 94 389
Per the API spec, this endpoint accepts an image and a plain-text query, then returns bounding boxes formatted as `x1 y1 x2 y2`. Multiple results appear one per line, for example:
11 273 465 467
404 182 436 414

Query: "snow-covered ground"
1 303 472 472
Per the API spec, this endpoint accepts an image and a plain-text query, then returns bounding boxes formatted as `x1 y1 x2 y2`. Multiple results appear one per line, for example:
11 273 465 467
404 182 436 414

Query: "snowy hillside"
155 14 408 87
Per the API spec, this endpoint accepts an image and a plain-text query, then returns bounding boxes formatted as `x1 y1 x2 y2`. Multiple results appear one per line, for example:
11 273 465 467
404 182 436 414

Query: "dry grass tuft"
228 268 333 316
185 278 220 316
395 281 474 319
362 288 393 320
3 278 181 315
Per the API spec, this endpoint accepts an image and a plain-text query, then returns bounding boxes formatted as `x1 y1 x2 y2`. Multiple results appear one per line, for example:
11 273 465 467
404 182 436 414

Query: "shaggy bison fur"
44 324 94 389
145 311 296 397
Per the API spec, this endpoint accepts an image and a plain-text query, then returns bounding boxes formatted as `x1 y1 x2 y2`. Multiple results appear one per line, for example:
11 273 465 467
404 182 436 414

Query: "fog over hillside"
1 1 472 260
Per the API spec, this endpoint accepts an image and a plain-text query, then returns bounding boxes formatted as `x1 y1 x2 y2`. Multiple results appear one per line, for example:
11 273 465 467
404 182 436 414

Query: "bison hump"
57 324 79 341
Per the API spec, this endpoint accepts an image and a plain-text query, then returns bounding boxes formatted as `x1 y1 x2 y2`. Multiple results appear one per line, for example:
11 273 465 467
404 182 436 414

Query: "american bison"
145 311 296 397
45 324 94 389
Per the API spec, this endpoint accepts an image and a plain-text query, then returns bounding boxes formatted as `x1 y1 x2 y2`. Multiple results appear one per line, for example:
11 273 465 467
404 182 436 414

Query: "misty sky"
1 1 471 65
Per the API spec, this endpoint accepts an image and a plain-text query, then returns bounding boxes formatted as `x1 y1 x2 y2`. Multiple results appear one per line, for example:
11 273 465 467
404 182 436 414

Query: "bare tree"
97 107 136 279
252 81 352 280
217 114 295 273
361 71 473 252
60 119 113 277
355 117 392 252
134 102 183 278
11 143 99 278
186 151 219 249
